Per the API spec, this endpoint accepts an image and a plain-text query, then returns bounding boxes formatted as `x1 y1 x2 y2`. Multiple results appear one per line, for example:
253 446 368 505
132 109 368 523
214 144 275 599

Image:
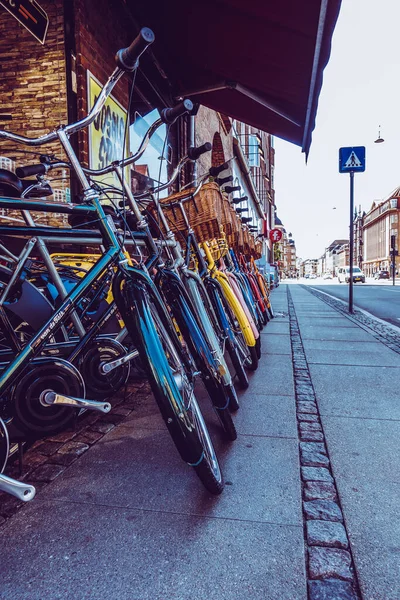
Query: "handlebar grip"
15 164 47 179
209 162 228 177
215 175 233 186
188 142 212 161
115 28 155 72
232 195 248 204
223 185 241 194
161 99 193 125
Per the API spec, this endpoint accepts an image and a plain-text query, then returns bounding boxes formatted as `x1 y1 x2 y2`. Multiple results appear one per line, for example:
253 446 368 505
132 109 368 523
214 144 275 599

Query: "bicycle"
0 28 224 498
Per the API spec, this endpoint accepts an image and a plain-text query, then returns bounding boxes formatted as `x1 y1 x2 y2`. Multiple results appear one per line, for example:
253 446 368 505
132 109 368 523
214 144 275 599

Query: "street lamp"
374 125 384 144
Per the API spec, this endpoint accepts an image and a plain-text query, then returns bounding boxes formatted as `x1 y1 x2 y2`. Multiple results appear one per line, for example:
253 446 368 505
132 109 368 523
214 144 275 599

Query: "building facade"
362 188 400 276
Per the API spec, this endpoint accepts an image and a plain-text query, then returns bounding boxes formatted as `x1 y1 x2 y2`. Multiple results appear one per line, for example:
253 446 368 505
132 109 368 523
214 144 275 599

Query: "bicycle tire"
226 336 249 389
206 279 250 390
255 336 262 360
225 381 240 412
150 303 226 489
247 345 259 371
216 283 258 373
162 278 237 441
191 396 224 494
115 273 224 494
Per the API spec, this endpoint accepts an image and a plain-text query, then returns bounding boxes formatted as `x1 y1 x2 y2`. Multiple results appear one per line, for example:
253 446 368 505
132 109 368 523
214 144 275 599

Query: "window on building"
247 134 260 168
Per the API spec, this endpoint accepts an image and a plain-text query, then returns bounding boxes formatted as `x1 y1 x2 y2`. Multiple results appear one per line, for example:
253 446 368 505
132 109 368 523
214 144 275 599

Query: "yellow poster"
87 72 130 196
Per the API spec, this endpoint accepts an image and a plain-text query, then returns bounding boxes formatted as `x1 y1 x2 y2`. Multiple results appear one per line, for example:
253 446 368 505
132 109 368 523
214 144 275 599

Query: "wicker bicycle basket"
152 181 225 244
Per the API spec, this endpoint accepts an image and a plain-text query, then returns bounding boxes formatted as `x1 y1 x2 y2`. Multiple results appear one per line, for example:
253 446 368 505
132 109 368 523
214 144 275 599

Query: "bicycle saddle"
0 168 53 198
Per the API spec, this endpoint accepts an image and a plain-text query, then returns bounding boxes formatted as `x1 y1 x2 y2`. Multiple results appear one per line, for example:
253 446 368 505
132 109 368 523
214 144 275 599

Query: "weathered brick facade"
0 0 68 225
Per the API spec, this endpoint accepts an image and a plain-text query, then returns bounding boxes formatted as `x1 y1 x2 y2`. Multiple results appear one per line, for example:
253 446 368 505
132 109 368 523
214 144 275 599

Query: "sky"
273 0 400 261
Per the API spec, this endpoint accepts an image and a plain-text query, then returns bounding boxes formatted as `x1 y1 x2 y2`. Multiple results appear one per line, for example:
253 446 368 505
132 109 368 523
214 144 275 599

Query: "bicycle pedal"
0 474 36 502
40 391 111 414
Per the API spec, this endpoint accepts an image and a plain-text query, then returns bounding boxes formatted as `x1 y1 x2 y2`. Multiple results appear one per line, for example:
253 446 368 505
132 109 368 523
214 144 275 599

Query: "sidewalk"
0 284 399 599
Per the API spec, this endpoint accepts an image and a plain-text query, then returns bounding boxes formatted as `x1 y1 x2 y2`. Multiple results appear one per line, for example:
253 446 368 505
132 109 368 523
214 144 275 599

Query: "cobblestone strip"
287 287 362 600
303 285 400 354
0 380 151 527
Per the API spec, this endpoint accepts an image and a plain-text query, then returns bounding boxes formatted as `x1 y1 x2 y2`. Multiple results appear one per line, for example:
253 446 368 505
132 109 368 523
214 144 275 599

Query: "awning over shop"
129 0 342 155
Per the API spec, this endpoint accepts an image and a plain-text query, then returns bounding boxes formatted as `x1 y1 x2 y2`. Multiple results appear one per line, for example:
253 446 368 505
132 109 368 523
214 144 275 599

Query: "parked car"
323 272 333 280
304 274 310 279
374 270 390 280
309 274 317 279
337 266 365 283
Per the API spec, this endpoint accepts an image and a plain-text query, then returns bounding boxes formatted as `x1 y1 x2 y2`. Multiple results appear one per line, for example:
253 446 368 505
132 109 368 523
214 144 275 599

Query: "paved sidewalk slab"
295 317 359 328
245 354 294 396
0 501 306 600
232 394 297 438
259 332 292 355
42 421 302 525
260 321 290 335
304 346 400 367
309 363 400 420
303 338 400 366
300 325 373 342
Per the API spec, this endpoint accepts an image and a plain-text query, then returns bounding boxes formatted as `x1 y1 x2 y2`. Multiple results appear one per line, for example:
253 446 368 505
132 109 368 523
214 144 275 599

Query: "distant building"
302 258 318 277
362 187 400 277
273 214 297 278
324 239 349 275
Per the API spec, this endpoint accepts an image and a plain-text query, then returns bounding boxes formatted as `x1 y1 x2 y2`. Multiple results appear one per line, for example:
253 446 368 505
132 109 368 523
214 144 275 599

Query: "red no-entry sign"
269 228 282 242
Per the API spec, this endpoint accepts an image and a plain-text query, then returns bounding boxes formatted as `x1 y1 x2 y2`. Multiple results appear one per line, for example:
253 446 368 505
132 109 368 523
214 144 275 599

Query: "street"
295 279 400 328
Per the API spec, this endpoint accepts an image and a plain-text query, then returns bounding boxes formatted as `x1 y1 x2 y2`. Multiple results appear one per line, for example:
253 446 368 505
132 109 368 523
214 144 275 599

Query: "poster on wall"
87 71 130 197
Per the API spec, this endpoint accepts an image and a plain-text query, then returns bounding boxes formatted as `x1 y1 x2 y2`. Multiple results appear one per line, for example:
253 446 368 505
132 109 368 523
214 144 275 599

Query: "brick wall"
0 0 68 225
0 0 67 146
0 0 135 227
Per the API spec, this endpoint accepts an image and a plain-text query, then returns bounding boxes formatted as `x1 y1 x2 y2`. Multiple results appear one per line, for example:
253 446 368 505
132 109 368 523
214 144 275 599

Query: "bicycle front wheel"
115 273 224 494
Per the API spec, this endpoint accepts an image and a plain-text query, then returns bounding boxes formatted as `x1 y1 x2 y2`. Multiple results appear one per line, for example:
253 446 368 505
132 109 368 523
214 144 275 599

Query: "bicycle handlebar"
115 28 155 72
161 99 193 125
15 163 48 178
209 162 228 177
188 142 212 161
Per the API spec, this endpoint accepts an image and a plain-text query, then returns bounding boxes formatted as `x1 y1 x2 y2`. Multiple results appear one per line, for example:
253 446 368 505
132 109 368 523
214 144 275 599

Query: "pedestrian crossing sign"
339 146 366 173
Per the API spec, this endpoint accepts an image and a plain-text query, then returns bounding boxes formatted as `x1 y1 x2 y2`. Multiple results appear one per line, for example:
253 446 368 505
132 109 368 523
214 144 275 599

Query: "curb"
287 287 362 600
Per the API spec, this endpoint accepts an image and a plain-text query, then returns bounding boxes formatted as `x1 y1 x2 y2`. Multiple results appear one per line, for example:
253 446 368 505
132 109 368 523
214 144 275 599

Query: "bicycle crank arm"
41 392 111 414
100 348 139 374
0 474 36 502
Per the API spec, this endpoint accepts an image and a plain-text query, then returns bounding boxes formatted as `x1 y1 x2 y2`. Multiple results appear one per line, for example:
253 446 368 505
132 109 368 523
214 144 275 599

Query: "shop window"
130 109 170 194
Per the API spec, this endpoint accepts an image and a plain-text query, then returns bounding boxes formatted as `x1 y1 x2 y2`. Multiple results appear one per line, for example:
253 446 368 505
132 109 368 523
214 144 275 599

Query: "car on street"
323 272 333 279
337 266 366 283
309 274 317 279
374 270 390 280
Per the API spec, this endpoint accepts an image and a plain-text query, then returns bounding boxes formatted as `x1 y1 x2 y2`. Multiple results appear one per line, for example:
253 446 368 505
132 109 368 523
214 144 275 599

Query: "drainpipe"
190 115 197 185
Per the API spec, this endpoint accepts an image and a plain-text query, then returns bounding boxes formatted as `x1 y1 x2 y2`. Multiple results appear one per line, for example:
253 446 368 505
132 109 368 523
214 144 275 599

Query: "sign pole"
349 171 354 313
339 146 366 315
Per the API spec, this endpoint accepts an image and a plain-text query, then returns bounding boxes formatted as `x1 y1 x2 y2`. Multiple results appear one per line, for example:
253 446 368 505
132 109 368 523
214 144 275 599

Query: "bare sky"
274 0 400 261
